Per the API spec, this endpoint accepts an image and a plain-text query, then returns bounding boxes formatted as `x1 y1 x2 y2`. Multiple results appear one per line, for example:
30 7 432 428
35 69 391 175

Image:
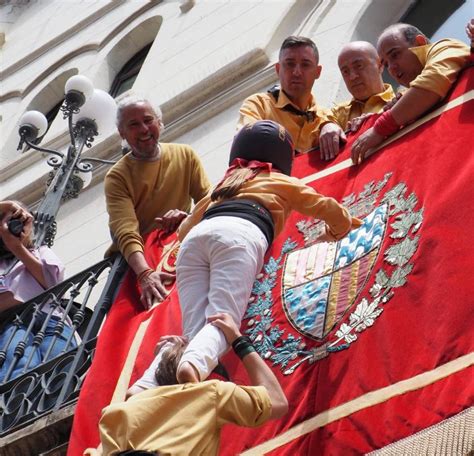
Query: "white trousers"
177 216 268 380
132 216 267 389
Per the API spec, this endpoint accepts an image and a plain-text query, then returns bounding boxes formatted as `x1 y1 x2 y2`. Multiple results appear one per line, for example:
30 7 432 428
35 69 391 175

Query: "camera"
0 218 25 259
7 218 24 237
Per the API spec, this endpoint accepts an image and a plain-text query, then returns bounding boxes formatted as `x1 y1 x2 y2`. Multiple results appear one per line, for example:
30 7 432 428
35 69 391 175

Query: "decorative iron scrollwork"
0 255 127 436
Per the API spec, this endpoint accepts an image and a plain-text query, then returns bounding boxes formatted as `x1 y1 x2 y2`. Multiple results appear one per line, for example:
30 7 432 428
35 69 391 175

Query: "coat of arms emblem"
283 203 388 340
244 173 424 375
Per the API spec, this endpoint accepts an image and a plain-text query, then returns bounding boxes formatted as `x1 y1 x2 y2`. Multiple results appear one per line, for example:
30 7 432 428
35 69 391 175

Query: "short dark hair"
383 23 429 45
279 36 319 62
154 340 187 386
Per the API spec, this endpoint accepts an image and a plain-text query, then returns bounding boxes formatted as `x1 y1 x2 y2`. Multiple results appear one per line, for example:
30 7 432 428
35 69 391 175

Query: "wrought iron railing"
0 254 128 436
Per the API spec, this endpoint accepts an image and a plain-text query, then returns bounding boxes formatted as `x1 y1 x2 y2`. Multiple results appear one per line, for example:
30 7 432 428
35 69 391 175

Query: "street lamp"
17 75 117 248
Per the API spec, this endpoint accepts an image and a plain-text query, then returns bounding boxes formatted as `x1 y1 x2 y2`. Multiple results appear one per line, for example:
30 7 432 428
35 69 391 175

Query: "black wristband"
232 336 256 359
232 335 251 349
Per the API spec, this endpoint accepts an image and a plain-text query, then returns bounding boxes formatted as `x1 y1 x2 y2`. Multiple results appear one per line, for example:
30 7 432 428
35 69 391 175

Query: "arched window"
109 43 152 98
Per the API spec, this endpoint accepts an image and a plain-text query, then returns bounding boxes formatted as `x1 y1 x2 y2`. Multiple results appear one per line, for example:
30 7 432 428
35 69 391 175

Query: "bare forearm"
242 351 288 419
127 251 151 275
391 87 441 127
209 313 289 419
13 246 48 289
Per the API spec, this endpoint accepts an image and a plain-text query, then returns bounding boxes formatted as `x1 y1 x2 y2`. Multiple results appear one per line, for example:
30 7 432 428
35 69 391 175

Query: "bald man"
319 41 394 160
351 22 470 165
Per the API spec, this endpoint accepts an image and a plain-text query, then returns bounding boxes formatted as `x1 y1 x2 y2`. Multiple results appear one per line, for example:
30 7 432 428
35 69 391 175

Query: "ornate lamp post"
17 75 117 247
0 76 127 442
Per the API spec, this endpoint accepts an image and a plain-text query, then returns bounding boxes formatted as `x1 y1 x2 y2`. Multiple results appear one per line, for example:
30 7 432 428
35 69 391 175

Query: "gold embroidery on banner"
325 269 341 334
347 256 360 304
156 239 180 275
323 242 337 276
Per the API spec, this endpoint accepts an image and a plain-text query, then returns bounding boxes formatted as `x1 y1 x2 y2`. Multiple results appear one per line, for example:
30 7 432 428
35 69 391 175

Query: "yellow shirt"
104 143 211 261
326 83 395 130
179 172 355 242
237 89 328 153
84 380 272 456
409 38 470 98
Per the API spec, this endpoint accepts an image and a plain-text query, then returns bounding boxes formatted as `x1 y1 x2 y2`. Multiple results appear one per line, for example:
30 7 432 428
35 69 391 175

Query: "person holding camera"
0 200 71 382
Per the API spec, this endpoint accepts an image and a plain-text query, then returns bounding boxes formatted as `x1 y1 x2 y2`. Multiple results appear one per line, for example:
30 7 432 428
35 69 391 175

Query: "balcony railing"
0 254 128 437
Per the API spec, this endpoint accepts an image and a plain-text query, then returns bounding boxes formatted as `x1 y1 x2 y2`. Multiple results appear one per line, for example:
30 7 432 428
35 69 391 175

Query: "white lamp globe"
65 75 94 101
74 89 117 136
19 110 48 137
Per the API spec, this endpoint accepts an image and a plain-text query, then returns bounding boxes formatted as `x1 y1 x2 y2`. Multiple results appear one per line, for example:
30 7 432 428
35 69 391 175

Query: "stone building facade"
0 1 471 454
1 0 422 277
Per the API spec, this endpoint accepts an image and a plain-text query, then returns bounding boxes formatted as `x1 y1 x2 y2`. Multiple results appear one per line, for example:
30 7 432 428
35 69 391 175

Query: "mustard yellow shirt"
237 89 328 153
326 83 395 130
409 38 470 98
84 380 272 456
179 172 354 242
104 143 211 261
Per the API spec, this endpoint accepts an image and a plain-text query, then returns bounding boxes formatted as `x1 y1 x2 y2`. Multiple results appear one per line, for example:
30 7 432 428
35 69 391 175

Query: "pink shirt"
0 246 65 308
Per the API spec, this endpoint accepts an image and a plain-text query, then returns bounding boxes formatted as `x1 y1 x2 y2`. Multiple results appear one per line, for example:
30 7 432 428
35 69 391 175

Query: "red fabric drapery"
68 68 474 456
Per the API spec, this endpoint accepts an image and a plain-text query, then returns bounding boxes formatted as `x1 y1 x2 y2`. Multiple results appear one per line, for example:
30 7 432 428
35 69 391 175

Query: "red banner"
69 68 474 456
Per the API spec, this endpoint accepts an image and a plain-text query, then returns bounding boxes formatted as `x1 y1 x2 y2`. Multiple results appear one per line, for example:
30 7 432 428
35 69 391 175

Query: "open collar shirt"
325 83 395 130
238 88 328 153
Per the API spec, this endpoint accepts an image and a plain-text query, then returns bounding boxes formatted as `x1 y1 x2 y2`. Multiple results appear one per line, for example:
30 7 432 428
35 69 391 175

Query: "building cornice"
0 0 126 80
0 1 163 101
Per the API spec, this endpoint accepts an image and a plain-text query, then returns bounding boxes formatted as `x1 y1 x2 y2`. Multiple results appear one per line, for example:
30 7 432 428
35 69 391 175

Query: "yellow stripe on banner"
324 269 341 334
240 352 474 456
109 239 181 401
301 90 474 185
110 316 154 403
347 256 360 304
110 248 176 402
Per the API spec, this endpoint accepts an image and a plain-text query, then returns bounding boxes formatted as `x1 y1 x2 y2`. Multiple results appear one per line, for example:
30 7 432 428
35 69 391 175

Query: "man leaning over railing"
104 96 211 309
351 21 472 164
318 41 395 161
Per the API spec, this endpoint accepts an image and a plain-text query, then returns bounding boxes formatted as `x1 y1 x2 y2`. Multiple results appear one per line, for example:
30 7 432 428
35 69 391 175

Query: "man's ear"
415 34 427 46
118 127 125 140
275 62 280 76
377 58 384 73
315 64 322 79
